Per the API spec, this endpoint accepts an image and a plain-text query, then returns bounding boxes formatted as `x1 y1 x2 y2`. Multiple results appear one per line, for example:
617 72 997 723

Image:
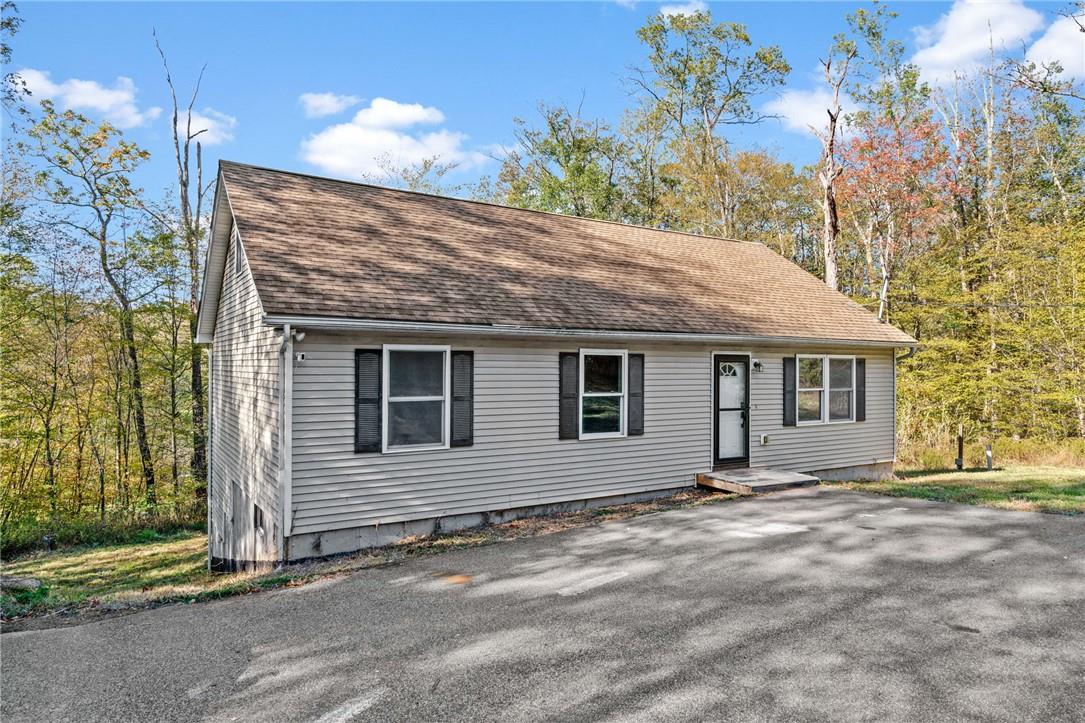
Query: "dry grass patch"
2 487 734 630
834 465 1085 514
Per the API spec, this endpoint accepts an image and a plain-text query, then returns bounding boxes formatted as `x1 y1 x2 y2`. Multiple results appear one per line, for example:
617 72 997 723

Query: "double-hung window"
797 354 855 424
383 344 450 451
828 358 855 421
580 349 627 438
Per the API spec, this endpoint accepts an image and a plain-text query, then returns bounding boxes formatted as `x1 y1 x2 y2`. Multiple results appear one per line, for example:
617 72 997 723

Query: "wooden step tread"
697 468 819 495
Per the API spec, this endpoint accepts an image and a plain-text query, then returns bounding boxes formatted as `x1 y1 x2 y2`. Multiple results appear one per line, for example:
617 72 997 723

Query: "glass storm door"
714 355 749 465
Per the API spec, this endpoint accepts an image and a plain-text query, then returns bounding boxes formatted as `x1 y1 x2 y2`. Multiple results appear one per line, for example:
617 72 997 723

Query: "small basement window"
580 349 627 439
383 344 450 452
253 503 265 534
797 355 855 424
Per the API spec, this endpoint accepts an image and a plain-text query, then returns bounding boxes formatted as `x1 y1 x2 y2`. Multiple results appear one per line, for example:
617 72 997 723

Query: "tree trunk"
119 308 156 506
820 176 840 291
814 50 852 293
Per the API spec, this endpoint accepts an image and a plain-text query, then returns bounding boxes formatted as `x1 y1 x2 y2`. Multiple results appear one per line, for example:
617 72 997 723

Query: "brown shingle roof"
219 161 915 345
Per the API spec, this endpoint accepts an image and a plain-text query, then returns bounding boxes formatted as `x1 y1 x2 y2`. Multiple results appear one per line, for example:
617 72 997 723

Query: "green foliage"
499 104 626 219
0 583 50 620
2 511 206 558
635 10 789 129
1 3 1082 558
2 101 204 539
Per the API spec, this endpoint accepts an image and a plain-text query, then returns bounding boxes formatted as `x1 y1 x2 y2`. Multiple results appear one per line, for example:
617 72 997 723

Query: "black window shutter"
855 358 866 422
450 350 474 447
355 349 381 453
558 352 579 439
783 356 797 427
628 353 645 436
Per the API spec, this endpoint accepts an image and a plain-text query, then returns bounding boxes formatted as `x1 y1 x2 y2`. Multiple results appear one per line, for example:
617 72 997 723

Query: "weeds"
2 512 206 559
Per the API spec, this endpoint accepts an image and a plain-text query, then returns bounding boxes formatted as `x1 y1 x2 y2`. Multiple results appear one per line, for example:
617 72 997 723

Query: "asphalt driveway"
3 488 1084 722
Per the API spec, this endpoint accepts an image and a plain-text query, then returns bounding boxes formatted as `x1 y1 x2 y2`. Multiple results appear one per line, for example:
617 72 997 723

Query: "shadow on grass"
843 466 1085 516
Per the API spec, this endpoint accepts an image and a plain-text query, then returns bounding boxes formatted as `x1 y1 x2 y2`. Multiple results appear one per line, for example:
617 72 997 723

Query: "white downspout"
279 324 294 563
206 347 213 569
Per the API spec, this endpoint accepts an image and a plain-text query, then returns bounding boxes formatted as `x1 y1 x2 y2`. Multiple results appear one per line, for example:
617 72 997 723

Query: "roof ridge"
218 159 759 247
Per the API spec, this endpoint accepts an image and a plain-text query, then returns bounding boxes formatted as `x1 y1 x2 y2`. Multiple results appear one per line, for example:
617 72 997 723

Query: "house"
196 161 917 571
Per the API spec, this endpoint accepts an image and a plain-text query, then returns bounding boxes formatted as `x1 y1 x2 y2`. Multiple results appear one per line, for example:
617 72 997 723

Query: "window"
797 356 823 423
253 503 265 534
828 358 854 421
383 345 450 451
580 350 626 438
797 355 855 424
233 229 243 275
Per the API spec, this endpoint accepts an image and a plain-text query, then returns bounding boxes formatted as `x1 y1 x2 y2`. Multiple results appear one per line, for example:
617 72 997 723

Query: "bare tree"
811 40 856 292
155 32 211 494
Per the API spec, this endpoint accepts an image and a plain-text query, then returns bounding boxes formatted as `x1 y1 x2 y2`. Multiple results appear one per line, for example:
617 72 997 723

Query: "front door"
714 355 749 466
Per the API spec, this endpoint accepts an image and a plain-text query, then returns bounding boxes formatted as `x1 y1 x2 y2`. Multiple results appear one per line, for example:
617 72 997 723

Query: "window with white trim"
797 354 855 424
383 345 450 451
797 356 824 423
828 358 855 421
580 349 627 438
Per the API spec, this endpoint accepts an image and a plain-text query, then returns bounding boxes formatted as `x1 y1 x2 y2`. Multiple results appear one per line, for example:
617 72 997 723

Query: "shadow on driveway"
3 488 1084 722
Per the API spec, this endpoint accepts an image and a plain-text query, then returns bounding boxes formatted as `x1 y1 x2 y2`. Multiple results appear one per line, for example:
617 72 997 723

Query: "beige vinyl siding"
208 226 281 563
289 336 897 537
747 349 896 471
289 336 710 535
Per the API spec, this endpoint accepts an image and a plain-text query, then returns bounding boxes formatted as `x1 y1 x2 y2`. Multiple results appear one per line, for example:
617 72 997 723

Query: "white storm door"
716 357 748 462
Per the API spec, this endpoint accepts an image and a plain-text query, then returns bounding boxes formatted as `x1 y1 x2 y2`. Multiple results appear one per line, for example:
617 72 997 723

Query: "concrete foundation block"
808 461 895 482
283 485 687 563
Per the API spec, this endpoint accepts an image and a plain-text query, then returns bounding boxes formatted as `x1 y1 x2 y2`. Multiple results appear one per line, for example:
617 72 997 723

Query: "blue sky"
11 1 1081 197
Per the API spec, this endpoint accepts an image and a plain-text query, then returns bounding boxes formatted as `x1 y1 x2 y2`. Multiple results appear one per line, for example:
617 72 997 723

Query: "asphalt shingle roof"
220 161 916 345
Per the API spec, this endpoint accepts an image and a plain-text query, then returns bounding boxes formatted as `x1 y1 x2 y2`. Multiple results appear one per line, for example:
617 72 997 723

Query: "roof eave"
262 314 917 349
194 168 235 343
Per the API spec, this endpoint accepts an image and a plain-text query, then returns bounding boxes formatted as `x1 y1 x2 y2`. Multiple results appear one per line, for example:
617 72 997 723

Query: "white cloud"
764 87 857 137
299 92 362 118
1026 15 1085 80
614 0 637 9
300 97 488 179
660 1 707 18
18 68 161 128
177 108 237 146
910 0 1045 84
352 97 445 129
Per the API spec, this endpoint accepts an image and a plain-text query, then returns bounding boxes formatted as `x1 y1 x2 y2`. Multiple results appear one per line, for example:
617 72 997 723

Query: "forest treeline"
2 3 1083 549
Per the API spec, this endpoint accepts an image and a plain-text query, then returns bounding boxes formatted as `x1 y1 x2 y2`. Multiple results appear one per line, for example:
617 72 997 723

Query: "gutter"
262 314 917 350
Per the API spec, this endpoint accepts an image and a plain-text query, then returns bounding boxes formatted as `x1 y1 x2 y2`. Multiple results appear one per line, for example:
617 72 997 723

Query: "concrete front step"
697 468 820 495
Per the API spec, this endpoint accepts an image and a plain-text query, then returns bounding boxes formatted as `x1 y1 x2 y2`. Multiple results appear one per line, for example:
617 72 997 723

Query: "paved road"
3 488 1084 722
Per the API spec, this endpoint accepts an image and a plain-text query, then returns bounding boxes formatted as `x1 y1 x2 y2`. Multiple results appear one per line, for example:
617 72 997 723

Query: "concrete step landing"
697 468 820 495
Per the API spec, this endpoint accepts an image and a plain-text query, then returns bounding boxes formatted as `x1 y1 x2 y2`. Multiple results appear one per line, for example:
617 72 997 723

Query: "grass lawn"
1 487 734 629
836 465 1085 514
0 531 282 623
